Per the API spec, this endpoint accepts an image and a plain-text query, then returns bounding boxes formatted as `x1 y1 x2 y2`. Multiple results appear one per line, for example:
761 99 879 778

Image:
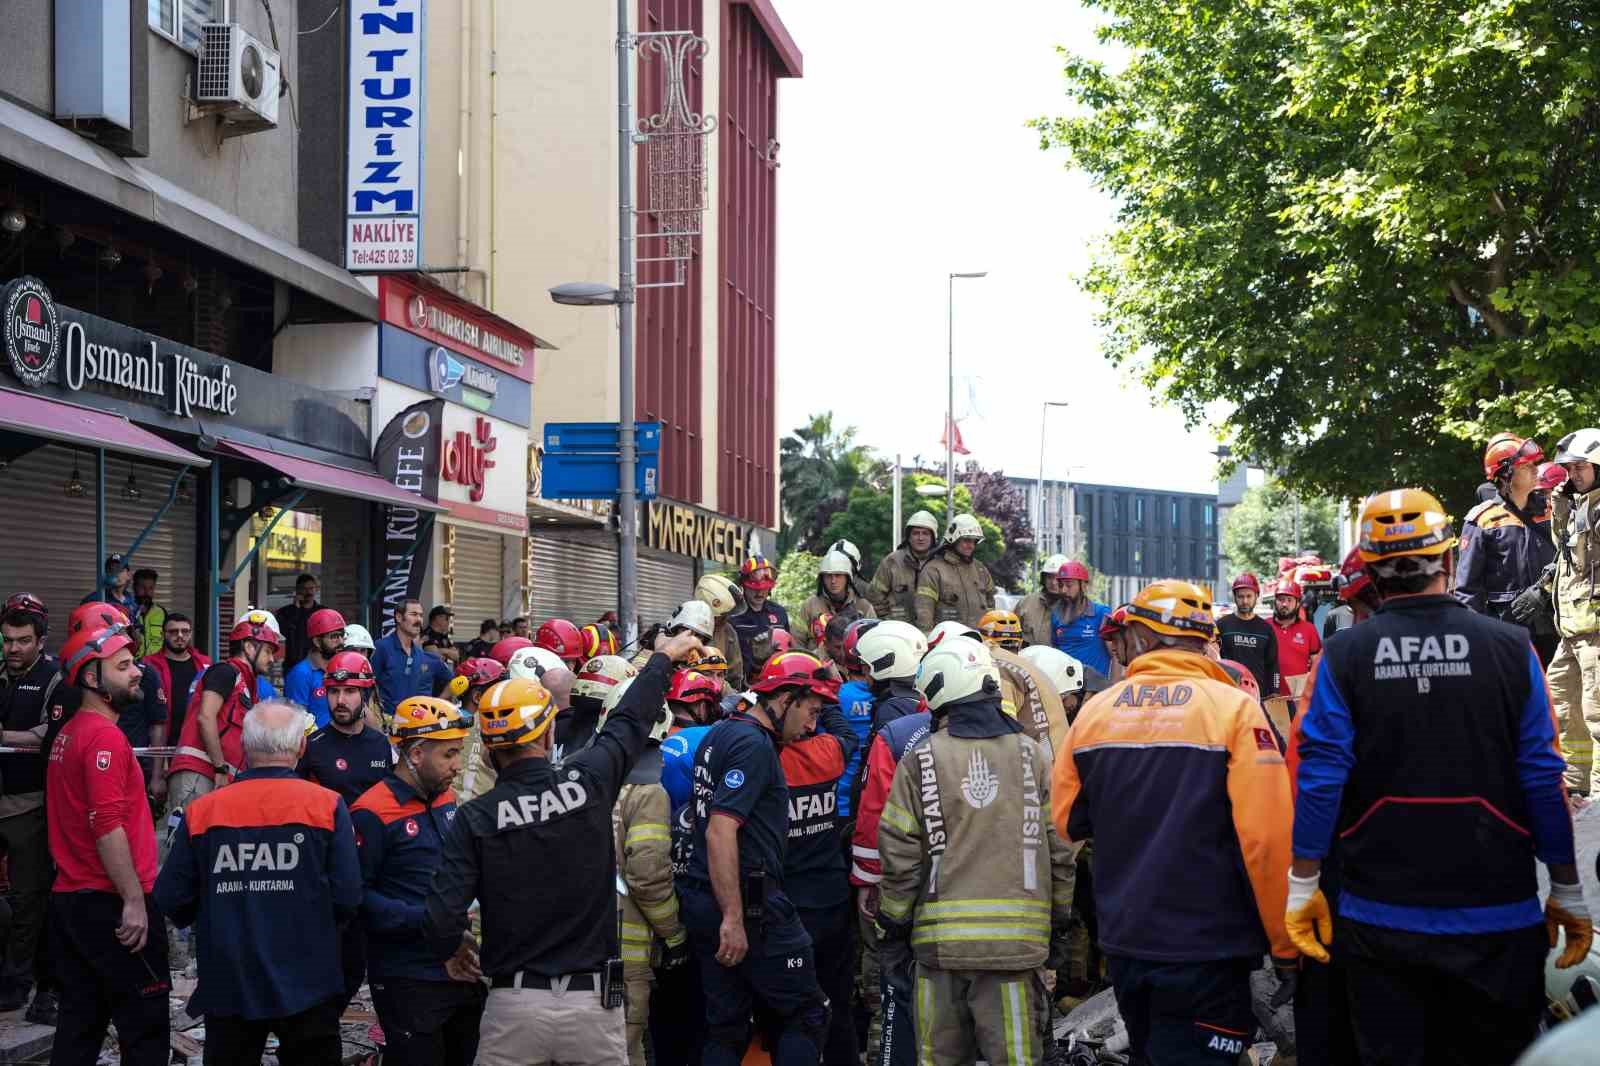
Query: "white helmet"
695 574 743 617
668 600 715 640
1554 428 1600 465
508 645 564 681
915 634 1000 712
905 510 940 535
342 622 375 652
572 654 637 704
1039 554 1070 577
829 539 863 575
927 620 981 649
855 620 928 682
945 513 984 545
1019 645 1085 696
600 677 673 743
817 549 855 577
233 606 284 639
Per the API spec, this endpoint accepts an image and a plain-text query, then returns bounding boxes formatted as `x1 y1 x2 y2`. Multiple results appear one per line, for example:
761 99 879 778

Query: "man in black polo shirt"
422 605 461 667
1215 572 1281 699
274 573 323 671
298 652 394 806
683 651 833 1066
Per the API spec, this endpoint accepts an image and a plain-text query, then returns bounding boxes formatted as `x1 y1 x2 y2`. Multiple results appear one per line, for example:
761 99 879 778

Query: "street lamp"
550 282 621 306
946 271 987 521
1036 401 1069 579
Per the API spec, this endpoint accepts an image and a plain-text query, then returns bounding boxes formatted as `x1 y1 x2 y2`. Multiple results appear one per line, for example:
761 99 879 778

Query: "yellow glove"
1546 882 1594 969
1285 871 1332 963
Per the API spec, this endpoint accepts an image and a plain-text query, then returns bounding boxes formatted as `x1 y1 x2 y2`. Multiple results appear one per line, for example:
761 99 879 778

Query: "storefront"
0 274 435 654
371 275 544 637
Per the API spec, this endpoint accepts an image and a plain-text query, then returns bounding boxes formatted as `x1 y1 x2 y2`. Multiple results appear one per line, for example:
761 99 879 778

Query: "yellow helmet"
477 678 558 749
1357 488 1457 563
977 609 1024 651
688 645 729 675
1125 580 1218 641
391 697 473 744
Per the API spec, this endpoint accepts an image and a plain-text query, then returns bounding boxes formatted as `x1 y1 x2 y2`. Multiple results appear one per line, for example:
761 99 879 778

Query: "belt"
490 971 598 991
174 747 234 773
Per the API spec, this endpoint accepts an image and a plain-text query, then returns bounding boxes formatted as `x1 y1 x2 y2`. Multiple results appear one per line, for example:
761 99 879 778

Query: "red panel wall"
637 0 704 504
717 1 777 527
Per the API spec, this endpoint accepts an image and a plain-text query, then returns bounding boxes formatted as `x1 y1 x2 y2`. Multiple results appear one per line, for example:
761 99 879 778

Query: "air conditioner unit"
196 23 280 127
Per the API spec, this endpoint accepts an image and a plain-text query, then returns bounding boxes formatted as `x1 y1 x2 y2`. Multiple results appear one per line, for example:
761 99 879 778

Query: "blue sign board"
378 324 531 426
544 422 663 454
542 452 660 500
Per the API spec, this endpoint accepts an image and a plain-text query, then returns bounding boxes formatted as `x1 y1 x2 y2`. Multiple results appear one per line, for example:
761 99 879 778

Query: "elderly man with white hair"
155 700 362 1065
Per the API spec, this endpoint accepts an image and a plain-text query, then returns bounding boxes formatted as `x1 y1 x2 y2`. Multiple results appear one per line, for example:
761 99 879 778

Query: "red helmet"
68 601 130 636
1230 573 1260 595
1483 435 1544 481
307 608 345 640
230 609 283 648
1218 659 1262 702
1539 462 1568 492
1058 560 1091 583
59 624 135 686
751 651 835 699
489 636 534 665
668 669 722 705
324 651 376 689
534 619 584 662
768 629 795 655
810 611 835 646
840 618 879 672
1336 547 1372 604
455 656 506 689
2 593 47 624
579 623 618 660
740 554 776 591
1274 579 1303 602
1098 604 1129 640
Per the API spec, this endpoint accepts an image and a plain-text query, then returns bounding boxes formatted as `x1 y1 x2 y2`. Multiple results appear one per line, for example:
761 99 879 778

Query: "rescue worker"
1325 547 1381 635
1268 578 1322 711
1547 427 1600 798
1458 434 1556 660
421 629 702 1066
283 608 346 729
729 555 791 671
579 622 620 662
601 677 689 1066
534 618 587 672
46 619 169 1066
1215 573 1282 700
1054 580 1297 1064
450 657 506 803
1015 554 1071 647
1289 487 1591 1063
561 655 638 762
1098 604 1131 673
680 651 835 1066
835 618 879 826
869 511 942 623
697 574 749 689
352 697 485 1066
667 669 723 733
876 635 1076 1066
796 550 878 652
488 635 534 666
298 651 395 805
913 514 997 634
1037 559 1116 682
154 701 362 1064
977 609 1025 653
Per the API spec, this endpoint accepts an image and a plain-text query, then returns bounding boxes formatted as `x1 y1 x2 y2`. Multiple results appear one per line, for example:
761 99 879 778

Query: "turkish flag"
940 415 971 456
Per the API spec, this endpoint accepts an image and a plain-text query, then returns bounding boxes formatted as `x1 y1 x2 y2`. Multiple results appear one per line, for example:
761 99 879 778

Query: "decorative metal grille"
634 31 715 288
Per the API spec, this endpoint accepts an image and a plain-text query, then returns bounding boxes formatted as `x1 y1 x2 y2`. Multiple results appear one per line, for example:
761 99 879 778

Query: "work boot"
24 987 56 1026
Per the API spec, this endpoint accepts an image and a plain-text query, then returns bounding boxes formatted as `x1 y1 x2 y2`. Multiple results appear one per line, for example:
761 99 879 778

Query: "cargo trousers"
911 966 1049 1066
1546 633 1600 794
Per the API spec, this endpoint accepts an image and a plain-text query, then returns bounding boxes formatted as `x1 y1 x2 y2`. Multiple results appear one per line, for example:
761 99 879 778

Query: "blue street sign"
541 452 660 500
543 422 662 455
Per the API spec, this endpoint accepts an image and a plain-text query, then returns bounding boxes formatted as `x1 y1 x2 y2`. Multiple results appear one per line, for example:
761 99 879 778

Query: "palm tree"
779 413 882 555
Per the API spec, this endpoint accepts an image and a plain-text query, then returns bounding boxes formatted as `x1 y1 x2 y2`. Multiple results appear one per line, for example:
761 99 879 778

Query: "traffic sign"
543 422 662 455
541 451 661 500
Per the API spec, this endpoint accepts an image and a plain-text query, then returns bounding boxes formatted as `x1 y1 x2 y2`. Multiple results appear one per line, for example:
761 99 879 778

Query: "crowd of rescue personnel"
0 426 1598 1066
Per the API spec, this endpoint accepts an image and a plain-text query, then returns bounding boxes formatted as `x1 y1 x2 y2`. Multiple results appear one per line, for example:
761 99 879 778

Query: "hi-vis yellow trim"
921 898 1048 918
916 973 936 1065
880 802 917 835
1001 978 1032 1065
911 924 1049 946
625 824 672 845
879 892 914 921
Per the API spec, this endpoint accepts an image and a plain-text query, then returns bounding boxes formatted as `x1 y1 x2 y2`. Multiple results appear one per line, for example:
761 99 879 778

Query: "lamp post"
1035 401 1070 580
946 271 987 522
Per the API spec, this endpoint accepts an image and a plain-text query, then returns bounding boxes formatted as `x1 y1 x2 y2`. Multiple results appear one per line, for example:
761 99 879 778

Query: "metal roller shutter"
638 550 694 627
446 524 505 630
529 530 617 625
314 495 368 627
0 443 197 654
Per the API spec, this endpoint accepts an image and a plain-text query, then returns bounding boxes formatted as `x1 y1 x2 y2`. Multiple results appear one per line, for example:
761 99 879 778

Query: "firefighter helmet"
944 513 984 545
1018 645 1085 696
927 620 981 649
977 609 1025 651
915 635 1000 712
668 600 715 641
572 655 637 704
343 623 376 653
740 554 777 591
695 574 743 617
578 623 619 661
855 620 926 682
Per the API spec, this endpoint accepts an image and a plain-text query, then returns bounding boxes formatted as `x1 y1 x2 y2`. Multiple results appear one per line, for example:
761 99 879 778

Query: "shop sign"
441 415 496 502
2 277 59 388
409 295 524 367
374 399 444 633
379 276 536 381
377 324 529 425
644 500 752 567
345 0 426 272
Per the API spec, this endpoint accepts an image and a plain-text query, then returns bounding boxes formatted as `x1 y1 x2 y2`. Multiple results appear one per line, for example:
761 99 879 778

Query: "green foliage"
772 551 820 617
819 474 1008 581
779 413 886 556
1033 0 1600 516
1221 482 1341 579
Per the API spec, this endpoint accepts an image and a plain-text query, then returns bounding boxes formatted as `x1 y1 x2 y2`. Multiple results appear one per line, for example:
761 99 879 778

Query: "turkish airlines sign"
345 0 425 271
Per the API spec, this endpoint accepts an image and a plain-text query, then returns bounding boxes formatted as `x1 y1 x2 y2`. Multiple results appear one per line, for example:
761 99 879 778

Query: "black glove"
1268 961 1298 1008
1507 582 1556 635
658 936 691 970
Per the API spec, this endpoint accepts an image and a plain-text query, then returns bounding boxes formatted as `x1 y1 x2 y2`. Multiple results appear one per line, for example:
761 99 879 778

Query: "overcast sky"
769 0 1222 495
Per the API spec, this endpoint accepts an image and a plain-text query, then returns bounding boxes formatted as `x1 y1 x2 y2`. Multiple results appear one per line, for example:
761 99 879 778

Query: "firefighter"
729 555 791 672
977 609 1025 653
1015 554 1069 647
870 512 942 623
795 550 878 652
352 696 485 1066
1457 435 1555 639
1547 428 1600 798
913 515 997 634
697 574 749 690
561 655 638 762
450 657 506 803
877 635 1075 1065
1290 488 1590 1063
421 630 702 1066
1054 580 1295 1064
1017 646 1085 724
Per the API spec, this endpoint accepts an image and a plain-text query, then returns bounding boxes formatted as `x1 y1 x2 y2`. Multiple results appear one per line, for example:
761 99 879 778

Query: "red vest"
140 651 212 726
168 658 256 780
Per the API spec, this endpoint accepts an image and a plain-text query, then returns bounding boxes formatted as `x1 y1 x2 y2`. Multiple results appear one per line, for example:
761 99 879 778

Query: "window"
1170 541 1179 571
1204 503 1215 529
1135 497 1145 528
150 0 226 53
1134 542 1144 575
1171 500 1179 529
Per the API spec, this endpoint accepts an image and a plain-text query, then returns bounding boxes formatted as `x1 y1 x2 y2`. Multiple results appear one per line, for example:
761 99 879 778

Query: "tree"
820 474 1009 586
1032 0 1600 516
779 413 885 556
772 551 821 618
1221 482 1340 580
955 462 1033 589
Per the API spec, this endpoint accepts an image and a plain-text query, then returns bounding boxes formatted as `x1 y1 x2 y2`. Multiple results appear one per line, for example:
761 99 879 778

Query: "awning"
212 439 445 512
0 96 377 322
0 388 209 467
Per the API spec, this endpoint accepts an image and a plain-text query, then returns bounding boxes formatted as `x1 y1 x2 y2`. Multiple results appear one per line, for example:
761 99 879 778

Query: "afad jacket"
351 774 459 981
1053 649 1296 963
1455 492 1554 617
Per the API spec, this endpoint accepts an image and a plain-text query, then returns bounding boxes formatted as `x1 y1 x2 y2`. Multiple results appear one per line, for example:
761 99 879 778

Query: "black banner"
373 399 443 635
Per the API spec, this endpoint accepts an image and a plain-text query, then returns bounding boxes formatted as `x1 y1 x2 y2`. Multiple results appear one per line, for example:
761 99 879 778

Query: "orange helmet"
1484 434 1543 481
1098 603 1129 641
977 609 1024 651
68 601 130 637
1124 580 1217 641
668 669 722 705
810 611 835 646
578 623 618 661
478 678 558 748
391 696 473 744
1357 488 1456 564
687 645 728 675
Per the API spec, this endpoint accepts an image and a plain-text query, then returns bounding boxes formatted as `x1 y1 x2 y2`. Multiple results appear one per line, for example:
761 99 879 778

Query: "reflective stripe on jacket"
613 779 684 963
913 550 997 633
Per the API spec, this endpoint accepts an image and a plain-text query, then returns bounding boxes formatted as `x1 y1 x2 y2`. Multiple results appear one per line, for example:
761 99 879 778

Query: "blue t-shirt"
836 681 875 818
661 726 711 813
284 658 331 728
370 634 452 719
1052 601 1113 675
